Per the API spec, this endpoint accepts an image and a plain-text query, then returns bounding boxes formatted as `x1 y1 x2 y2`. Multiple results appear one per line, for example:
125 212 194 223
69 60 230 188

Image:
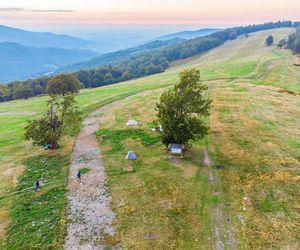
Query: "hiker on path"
35 180 41 191
77 170 81 181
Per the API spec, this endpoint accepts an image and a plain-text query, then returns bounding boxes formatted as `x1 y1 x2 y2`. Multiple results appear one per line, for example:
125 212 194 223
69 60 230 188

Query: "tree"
286 29 300 54
229 31 238 40
25 93 81 149
265 35 274 46
277 39 287 48
294 37 300 54
13 84 34 99
156 69 211 146
46 74 81 96
0 85 8 102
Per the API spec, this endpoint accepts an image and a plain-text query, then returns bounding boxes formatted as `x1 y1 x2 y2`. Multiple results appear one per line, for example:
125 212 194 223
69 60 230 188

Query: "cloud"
0 8 25 12
0 7 74 13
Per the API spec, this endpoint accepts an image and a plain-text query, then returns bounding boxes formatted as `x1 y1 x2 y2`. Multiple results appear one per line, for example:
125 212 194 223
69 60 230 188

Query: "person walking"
35 180 41 191
77 170 81 181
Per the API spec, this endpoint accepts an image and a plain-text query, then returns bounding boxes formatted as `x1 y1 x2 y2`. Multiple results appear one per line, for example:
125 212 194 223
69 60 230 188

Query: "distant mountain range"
0 42 98 82
0 25 95 51
57 38 185 73
155 28 222 41
0 25 221 83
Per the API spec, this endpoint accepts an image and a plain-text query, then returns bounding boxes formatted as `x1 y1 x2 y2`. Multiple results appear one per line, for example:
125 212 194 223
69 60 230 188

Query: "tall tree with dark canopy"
277 39 287 48
25 93 81 149
156 69 211 146
46 74 81 96
229 31 238 40
294 38 300 54
265 35 274 46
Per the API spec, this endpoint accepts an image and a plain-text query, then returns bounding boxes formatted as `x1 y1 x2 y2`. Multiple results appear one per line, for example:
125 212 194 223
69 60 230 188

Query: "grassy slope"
0 28 299 248
0 77 177 248
97 28 300 249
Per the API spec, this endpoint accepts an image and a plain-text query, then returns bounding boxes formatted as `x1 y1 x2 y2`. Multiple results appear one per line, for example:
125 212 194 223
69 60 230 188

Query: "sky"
0 0 299 34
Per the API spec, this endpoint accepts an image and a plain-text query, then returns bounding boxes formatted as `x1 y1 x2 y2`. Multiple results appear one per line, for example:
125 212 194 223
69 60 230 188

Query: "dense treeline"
0 20 298 102
58 38 184 73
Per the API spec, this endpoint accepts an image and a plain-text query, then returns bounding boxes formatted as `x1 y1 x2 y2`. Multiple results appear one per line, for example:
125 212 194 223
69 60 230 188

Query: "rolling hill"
155 28 222 40
0 28 299 249
0 42 98 82
57 38 184 72
0 25 94 50
58 28 221 73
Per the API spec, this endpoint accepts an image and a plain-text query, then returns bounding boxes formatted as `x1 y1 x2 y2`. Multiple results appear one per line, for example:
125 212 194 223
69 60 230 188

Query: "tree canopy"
46 74 82 96
277 39 287 48
265 35 274 46
156 69 211 146
229 31 238 40
287 27 300 54
25 93 81 149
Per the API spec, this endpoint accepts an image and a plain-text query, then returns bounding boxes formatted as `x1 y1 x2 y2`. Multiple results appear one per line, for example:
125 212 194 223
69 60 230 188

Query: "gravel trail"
64 90 156 249
64 104 118 250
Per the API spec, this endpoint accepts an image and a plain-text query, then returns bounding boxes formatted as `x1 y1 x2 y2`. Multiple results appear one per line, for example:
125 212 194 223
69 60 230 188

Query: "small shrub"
79 167 90 174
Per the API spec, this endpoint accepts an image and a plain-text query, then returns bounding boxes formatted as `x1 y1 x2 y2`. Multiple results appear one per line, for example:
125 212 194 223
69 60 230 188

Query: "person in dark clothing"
77 170 81 180
35 180 41 191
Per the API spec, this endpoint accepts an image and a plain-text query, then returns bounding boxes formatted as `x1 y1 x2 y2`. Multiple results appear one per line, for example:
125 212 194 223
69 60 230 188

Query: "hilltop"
1 20 295 101
155 28 222 40
0 28 299 249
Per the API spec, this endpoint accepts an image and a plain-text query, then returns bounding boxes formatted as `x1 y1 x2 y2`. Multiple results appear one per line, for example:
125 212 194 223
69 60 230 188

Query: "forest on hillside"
0 20 299 102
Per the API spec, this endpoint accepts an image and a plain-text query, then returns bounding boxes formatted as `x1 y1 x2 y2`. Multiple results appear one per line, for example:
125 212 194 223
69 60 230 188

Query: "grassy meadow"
0 77 176 248
0 28 299 248
97 90 221 249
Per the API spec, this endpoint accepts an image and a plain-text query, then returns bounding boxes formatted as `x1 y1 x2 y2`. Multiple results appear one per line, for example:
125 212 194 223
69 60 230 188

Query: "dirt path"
64 103 119 250
64 90 159 249
203 148 237 250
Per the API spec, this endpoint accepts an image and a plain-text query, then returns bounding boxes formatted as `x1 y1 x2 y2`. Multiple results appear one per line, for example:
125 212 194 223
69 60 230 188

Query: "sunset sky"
0 0 299 32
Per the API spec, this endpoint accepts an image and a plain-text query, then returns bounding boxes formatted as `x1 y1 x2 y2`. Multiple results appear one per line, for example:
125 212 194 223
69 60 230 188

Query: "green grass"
98 129 160 153
79 167 91 174
4 154 69 249
0 27 299 248
97 92 214 248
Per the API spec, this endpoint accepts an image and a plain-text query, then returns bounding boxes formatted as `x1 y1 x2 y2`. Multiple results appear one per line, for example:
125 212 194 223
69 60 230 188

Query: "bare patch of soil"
0 223 7 239
123 165 134 172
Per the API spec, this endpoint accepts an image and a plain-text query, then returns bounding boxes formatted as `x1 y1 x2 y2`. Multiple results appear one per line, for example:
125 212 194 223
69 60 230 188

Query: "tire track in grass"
203 147 237 250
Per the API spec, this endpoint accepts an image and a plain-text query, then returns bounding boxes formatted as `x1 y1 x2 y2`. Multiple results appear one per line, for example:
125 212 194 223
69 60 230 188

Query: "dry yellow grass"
210 80 300 248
